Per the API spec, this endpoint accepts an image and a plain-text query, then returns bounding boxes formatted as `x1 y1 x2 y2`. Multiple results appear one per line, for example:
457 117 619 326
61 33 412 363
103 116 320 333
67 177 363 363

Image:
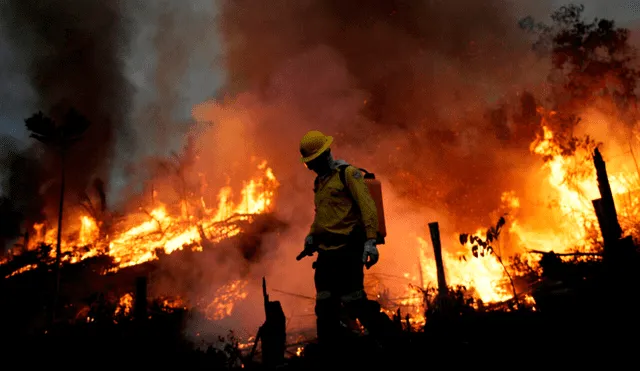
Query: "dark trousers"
313 238 388 348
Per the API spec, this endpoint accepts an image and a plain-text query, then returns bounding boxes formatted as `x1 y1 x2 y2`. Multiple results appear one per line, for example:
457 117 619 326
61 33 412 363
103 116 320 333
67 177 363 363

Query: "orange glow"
389 108 640 317
205 280 249 321
14 160 278 271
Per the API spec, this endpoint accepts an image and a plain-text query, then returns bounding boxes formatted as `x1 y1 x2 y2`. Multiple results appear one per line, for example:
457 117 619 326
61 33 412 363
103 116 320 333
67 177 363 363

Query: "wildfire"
4 104 640 336
511 112 640 253
15 160 279 270
403 108 640 311
0 160 277 324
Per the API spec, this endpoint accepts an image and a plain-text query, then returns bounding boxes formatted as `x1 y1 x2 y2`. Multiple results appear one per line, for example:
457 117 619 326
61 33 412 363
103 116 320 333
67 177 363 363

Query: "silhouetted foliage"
459 215 520 303
417 285 477 319
25 108 90 147
520 4 639 113
459 215 506 258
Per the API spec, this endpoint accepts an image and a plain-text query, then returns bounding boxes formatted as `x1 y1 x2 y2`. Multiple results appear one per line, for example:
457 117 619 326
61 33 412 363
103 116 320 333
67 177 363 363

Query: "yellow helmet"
299 130 333 163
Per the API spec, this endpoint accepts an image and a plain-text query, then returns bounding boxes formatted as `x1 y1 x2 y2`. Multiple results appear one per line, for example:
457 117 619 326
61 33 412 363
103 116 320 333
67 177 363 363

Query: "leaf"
486 229 494 243
471 245 478 258
459 233 468 245
462 255 467 262
25 111 57 138
497 216 506 229
487 246 494 255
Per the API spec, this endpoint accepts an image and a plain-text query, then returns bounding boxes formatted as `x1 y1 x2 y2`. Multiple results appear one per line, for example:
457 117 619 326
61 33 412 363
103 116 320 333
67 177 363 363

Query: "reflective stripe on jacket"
310 162 378 249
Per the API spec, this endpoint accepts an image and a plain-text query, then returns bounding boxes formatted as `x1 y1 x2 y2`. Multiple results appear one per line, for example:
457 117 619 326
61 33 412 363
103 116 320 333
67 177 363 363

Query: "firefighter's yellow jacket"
309 160 378 250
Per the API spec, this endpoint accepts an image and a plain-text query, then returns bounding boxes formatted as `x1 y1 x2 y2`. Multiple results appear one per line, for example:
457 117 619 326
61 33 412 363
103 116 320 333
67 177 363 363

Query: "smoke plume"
0 0 133 225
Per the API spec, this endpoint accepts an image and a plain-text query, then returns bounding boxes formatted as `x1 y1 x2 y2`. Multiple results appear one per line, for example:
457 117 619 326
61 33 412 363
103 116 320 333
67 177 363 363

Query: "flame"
415 235 510 303
400 108 640 314
162 296 188 311
14 160 278 271
205 280 249 321
79 216 99 246
5 103 640 335
511 111 640 253
1 160 277 323
4 264 37 279
115 293 133 317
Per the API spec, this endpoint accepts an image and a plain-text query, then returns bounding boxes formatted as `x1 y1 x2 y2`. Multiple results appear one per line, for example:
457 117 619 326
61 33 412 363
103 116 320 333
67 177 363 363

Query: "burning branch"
140 207 169 237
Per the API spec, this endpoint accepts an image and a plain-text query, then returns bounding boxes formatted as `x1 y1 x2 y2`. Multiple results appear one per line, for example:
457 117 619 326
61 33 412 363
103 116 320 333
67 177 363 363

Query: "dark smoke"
213 0 548 230
131 1 218 158
0 136 49 252
0 0 133 230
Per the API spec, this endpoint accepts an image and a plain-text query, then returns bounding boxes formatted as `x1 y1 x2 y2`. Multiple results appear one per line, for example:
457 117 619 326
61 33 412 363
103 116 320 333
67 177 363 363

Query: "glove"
296 235 316 261
362 239 379 269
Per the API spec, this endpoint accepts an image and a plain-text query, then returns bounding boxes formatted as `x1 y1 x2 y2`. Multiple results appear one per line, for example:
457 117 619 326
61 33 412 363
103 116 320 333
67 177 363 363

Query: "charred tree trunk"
52 146 66 323
428 222 448 298
592 198 619 249
592 148 624 260
593 149 622 239
256 277 286 368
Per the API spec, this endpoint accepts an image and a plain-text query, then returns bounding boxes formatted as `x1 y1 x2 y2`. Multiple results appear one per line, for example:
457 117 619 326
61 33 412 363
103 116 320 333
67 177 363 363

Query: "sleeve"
309 203 318 236
309 177 319 236
309 219 318 236
344 166 379 240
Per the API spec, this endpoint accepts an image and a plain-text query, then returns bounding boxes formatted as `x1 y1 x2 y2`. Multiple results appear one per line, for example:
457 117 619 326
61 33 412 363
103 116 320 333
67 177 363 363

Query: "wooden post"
428 222 448 297
593 149 622 239
134 276 148 320
592 149 624 260
259 277 286 368
592 199 616 249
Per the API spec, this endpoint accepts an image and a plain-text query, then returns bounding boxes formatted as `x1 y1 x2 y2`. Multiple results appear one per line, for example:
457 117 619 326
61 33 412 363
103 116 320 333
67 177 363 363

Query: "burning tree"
24 108 90 319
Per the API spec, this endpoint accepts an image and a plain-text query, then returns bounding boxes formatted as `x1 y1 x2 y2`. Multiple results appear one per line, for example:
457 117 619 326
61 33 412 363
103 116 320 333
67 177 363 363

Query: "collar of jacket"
317 159 349 182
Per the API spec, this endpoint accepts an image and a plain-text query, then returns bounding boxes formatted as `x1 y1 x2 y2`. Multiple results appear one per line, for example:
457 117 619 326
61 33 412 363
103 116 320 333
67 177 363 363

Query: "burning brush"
1 160 282 276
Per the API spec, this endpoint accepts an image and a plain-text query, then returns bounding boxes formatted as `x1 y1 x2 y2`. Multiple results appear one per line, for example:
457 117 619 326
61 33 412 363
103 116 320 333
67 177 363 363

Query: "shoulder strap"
338 165 373 194
338 165 349 192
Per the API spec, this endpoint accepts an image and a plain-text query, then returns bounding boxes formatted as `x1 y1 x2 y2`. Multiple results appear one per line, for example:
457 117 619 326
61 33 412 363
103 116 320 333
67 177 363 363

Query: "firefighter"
298 130 392 354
